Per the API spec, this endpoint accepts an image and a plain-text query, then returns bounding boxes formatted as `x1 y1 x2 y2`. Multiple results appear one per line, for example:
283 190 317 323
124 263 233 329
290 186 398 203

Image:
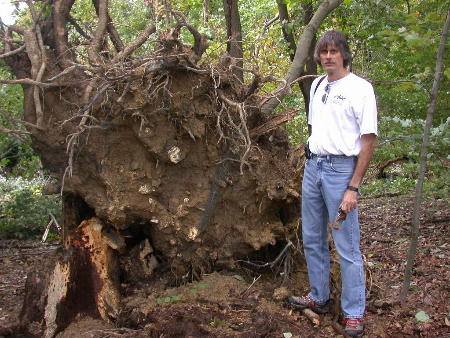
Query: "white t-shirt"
307 73 378 156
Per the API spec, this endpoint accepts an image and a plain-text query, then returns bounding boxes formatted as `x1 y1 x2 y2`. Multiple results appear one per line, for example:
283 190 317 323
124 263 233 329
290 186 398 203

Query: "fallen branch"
376 156 409 178
249 109 300 138
240 274 261 296
302 308 320 326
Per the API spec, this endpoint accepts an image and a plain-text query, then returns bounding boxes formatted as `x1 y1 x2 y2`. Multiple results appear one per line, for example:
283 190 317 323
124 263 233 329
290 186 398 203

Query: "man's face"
319 43 345 73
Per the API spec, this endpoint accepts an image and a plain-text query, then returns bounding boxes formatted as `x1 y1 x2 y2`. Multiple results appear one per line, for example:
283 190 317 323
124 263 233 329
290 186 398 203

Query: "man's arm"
339 133 377 213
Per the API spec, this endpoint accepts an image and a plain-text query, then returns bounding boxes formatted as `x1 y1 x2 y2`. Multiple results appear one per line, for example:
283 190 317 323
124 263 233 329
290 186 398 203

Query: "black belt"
310 153 356 160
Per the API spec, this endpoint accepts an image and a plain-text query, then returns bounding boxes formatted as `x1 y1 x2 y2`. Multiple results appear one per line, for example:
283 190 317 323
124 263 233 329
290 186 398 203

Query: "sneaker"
286 295 329 314
343 318 364 337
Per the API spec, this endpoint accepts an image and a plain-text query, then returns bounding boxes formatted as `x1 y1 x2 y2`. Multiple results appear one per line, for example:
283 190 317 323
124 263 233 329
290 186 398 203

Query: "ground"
0 194 448 337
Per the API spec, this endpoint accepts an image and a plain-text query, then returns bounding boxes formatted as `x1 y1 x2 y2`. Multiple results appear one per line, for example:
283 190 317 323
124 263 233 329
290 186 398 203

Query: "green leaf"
415 310 431 323
233 274 245 281
209 317 225 328
444 68 450 80
196 283 208 289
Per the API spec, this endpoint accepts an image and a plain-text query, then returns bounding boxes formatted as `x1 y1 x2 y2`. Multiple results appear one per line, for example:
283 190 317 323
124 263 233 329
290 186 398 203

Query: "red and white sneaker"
286 294 329 314
343 317 364 337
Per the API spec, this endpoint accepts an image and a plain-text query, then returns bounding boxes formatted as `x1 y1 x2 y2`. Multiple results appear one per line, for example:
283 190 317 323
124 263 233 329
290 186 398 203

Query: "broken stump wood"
20 218 121 337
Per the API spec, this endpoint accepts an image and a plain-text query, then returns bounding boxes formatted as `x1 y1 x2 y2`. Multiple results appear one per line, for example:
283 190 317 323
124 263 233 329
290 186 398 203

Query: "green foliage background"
0 176 61 239
0 0 448 239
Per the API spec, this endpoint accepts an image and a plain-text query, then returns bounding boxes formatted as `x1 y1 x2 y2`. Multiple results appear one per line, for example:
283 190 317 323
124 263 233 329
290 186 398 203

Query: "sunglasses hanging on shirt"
322 84 330 104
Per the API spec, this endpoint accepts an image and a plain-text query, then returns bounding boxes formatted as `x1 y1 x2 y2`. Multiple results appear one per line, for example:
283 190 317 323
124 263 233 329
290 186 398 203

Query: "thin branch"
11 118 44 130
26 0 48 127
0 45 26 58
80 83 111 116
261 0 343 114
172 10 209 59
112 23 156 62
67 15 92 40
1 38 25 44
259 74 318 107
237 240 294 268
7 25 25 35
0 125 31 135
45 64 87 82
263 15 279 32
48 212 61 231
0 78 59 87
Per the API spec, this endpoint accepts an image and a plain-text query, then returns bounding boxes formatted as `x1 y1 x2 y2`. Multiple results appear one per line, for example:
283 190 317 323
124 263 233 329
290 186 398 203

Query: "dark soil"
0 194 448 337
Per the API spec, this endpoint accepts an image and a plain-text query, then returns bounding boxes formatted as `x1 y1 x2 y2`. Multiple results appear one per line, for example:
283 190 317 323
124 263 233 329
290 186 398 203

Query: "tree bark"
276 1 317 115
400 8 450 303
93 0 124 52
53 0 77 68
202 0 210 22
223 0 244 82
261 0 343 114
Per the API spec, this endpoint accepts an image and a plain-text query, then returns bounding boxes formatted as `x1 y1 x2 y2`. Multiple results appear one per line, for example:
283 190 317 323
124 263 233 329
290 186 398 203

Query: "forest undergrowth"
0 193 448 337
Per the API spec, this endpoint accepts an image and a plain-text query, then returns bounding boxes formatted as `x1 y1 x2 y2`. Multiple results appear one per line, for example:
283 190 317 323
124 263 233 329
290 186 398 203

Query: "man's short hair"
314 30 352 68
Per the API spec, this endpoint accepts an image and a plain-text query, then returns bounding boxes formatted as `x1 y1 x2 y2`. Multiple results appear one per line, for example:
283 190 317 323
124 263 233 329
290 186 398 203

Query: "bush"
0 175 61 239
365 116 449 197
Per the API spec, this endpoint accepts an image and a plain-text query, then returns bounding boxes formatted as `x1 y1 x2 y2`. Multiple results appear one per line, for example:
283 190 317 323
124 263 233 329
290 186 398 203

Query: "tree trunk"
400 8 450 303
277 0 317 115
261 0 343 114
223 0 244 82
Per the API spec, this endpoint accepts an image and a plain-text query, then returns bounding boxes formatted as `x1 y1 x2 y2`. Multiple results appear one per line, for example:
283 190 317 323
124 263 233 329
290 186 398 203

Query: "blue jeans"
301 155 365 318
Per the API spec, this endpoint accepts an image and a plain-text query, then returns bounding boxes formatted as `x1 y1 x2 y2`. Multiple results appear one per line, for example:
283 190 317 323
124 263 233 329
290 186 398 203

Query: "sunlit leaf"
415 311 431 323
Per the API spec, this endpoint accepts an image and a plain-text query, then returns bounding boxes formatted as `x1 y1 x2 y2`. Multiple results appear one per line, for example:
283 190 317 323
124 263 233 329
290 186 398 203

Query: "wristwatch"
347 185 359 193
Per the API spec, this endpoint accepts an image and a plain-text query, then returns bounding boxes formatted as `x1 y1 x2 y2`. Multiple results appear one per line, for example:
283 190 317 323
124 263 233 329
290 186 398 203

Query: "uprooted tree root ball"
51 51 304 280
2 9 307 335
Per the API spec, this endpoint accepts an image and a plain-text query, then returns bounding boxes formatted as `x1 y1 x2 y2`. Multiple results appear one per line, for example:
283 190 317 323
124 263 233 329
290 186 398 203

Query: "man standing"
287 30 377 337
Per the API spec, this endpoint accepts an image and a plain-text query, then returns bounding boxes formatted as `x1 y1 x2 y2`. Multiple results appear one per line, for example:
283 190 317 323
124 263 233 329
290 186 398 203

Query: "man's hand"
339 190 358 213
339 133 377 214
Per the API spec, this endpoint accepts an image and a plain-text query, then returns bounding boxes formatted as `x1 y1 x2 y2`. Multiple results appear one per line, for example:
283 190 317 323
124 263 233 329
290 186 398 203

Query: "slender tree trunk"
261 0 343 114
223 0 243 82
300 2 317 114
202 0 210 22
276 0 296 61
400 8 450 303
276 0 316 117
